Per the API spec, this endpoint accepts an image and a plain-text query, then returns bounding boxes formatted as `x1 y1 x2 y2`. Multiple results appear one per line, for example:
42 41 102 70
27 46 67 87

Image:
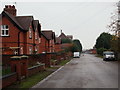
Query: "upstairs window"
39 38 41 43
1 25 9 36
29 27 32 39
35 31 38 40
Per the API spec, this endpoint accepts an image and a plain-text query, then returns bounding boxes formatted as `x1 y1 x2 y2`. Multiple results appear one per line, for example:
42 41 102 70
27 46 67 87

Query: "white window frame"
35 31 38 40
1 25 9 36
14 50 18 55
35 46 38 52
20 47 23 54
39 38 41 43
35 28 38 40
29 46 32 54
29 27 32 39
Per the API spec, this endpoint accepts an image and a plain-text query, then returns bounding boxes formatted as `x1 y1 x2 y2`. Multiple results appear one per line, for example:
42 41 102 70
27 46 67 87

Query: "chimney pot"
4 5 17 16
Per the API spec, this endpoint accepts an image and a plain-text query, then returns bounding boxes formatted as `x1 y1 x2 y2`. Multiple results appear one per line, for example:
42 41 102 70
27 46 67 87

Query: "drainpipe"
18 31 21 55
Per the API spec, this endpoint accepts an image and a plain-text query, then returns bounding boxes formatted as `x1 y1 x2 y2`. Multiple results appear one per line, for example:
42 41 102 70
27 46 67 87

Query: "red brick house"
42 30 56 53
39 32 49 53
0 5 42 55
56 30 73 51
55 37 62 52
59 30 73 40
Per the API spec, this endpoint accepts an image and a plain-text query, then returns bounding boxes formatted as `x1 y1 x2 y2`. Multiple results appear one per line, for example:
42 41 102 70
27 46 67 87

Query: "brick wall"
2 72 17 88
28 64 45 77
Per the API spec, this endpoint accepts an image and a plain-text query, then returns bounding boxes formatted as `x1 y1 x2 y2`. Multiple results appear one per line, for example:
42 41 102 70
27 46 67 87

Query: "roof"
59 32 68 39
32 20 39 31
2 11 24 31
32 20 41 37
15 16 34 30
42 30 55 40
41 32 49 41
1 11 35 31
67 35 73 40
55 37 61 44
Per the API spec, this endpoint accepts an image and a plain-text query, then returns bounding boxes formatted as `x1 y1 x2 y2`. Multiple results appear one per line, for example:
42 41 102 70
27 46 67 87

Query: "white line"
32 59 72 88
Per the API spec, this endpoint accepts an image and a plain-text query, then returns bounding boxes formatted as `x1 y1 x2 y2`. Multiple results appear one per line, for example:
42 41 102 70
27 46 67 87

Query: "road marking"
32 59 72 88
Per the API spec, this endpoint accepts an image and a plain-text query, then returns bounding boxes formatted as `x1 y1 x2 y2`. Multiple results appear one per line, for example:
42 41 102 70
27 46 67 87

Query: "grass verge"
6 59 71 89
95 54 103 58
59 60 70 66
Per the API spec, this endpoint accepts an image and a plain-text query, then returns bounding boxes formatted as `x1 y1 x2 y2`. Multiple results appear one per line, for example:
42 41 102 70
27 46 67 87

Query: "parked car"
103 51 115 61
73 52 80 58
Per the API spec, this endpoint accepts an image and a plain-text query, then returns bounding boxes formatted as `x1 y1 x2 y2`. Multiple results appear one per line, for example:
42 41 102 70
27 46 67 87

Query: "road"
32 54 118 88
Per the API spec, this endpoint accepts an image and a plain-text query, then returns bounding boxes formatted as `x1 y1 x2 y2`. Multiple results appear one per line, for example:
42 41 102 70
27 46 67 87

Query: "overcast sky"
0 1 118 49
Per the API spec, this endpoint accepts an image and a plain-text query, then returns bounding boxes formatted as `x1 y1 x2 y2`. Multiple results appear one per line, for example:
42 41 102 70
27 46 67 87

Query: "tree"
72 39 82 52
70 43 79 53
108 1 120 59
61 38 72 44
95 32 112 50
97 48 107 56
61 39 82 53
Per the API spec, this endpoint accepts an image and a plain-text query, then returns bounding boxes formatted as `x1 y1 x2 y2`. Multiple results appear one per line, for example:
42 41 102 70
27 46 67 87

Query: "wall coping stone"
1 72 16 79
28 63 45 70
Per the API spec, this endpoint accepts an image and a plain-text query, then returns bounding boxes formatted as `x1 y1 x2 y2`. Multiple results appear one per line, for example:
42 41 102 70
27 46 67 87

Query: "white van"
103 51 115 61
73 52 80 58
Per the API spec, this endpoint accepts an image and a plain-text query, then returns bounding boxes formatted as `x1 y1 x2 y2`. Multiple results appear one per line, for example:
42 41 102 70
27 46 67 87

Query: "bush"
97 48 107 56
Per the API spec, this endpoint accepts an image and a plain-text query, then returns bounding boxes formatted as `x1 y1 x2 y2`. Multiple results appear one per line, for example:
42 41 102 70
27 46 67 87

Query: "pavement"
32 54 118 88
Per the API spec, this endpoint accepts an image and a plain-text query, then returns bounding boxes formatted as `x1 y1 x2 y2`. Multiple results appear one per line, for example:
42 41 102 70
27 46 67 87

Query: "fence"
1 52 73 88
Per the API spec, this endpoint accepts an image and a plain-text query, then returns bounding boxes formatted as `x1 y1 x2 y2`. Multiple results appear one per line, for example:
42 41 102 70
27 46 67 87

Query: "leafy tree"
95 32 112 49
70 43 79 53
61 38 72 44
72 39 82 52
60 39 82 53
97 48 107 56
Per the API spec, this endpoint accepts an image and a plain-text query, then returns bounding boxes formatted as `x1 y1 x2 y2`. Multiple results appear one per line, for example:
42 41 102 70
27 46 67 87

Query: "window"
35 46 38 54
1 25 9 36
35 31 37 40
29 27 32 39
39 38 41 43
14 50 18 55
29 46 32 54
35 46 37 52
20 47 23 54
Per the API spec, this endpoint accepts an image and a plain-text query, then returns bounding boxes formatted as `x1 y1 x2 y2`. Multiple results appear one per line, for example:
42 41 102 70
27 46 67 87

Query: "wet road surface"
32 54 118 88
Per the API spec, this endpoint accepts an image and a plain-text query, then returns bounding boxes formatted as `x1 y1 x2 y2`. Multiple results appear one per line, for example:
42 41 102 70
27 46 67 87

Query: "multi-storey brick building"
42 30 56 53
0 5 49 55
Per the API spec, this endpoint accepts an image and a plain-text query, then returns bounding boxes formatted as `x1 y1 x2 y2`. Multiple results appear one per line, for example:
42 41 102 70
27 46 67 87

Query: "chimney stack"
4 5 17 16
61 30 62 34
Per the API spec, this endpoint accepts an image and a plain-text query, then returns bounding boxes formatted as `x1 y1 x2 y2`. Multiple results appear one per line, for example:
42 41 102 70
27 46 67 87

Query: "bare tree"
108 1 120 59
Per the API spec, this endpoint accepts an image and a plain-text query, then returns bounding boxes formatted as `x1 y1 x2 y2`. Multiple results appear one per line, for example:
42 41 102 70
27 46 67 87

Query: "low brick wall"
28 64 45 77
2 55 13 65
2 72 17 88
